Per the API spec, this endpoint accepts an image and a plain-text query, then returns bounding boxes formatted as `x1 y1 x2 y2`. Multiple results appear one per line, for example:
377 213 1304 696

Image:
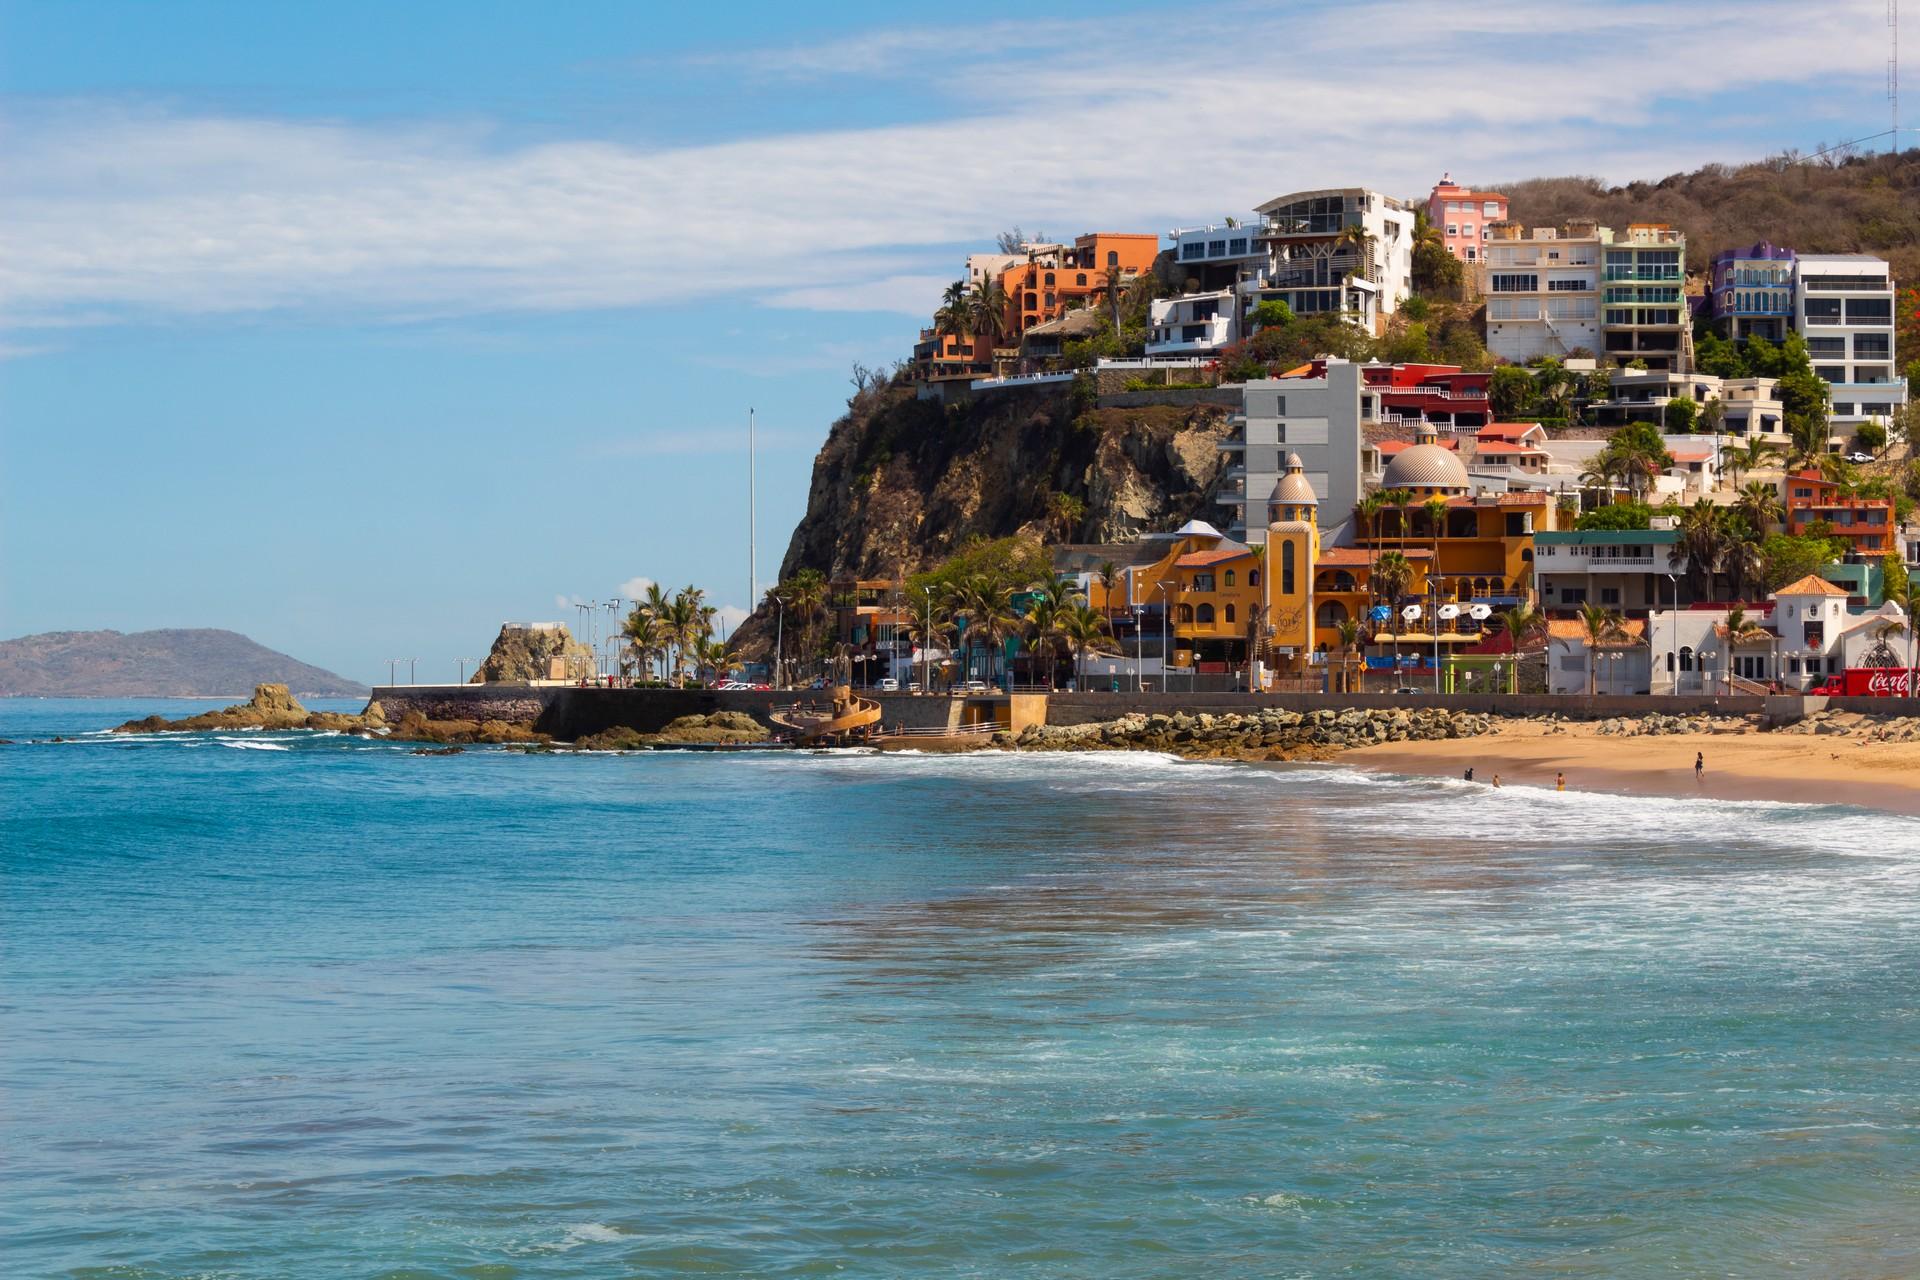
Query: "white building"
1646 576 1907 693
1534 527 1687 615
1168 222 1263 287
1146 289 1237 357
1793 253 1908 431
1241 189 1413 336
1481 220 1606 364
1547 617 1651 695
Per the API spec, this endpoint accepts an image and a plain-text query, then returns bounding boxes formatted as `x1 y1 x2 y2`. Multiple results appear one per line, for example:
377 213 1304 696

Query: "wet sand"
1344 721 1920 817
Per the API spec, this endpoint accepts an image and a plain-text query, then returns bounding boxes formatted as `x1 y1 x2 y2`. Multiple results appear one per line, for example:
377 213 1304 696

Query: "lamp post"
1493 659 1505 696
407 657 418 686
386 658 400 687
457 656 478 684
922 586 933 695
1664 571 1679 695
1157 582 1172 695
1701 647 1719 699
773 599 785 690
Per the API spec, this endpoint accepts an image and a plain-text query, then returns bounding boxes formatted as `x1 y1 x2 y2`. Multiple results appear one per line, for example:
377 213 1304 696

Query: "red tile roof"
1773 574 1851 598
1174 548 1254 568
1477 422 1544 440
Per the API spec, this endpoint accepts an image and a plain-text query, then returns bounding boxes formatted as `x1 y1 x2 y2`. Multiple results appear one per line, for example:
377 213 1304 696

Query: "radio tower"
1893 0 1903 154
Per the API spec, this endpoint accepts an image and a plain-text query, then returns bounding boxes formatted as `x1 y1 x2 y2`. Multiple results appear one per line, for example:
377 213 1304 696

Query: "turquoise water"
4 699 1919 1277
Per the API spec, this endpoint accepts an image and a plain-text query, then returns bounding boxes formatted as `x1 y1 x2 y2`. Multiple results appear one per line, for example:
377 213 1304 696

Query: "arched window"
1176 604 1194 623
1107 250 1119 267
1679 646 1694 671
1521 547 1534 561
1282 541 1297 595
1076 273 1087 286
1024 291 1036 309
1248 570 1260 586
1489 577 1504 593
1196 603 1216 624
1045 272 1055 286
1224 569 1236 588
1225 604 1237 623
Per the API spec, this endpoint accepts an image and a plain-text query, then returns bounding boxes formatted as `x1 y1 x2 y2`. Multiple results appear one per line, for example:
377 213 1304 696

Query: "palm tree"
621 609 667 683
1719 437 1782 488
1352 492 1387 546
966 278 1010 347
1733 480 1782 538
662 591 702 686
1059 602 1117 689
1576 602 1627 695
1722 536 1765 602
1022 597 1066 689
1371 551 1415 673
1671 497 1727 600
946 575 1016 686
1423 495 1451 603
1719 604 1772 695
1332 617 1362 693
1094 560 1120 621
1046 491 1087 542
933 279 972 347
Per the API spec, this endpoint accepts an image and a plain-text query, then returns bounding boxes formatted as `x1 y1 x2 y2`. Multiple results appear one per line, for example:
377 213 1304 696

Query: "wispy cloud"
0 1 1891 336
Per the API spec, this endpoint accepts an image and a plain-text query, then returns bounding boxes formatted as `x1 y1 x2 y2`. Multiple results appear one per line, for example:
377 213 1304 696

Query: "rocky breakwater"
114 682 547 745
1011 706 1497 761
1591 711 1762 737
573 712 771 751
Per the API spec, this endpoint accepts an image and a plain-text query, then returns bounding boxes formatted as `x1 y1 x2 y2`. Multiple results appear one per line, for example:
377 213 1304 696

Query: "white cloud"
713 604 751 636
0 1 1891 333
618 576 655 600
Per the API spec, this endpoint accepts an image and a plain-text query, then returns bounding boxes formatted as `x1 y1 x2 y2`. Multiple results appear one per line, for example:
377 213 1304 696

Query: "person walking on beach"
1556 771 1566 791
1694 751 1704 784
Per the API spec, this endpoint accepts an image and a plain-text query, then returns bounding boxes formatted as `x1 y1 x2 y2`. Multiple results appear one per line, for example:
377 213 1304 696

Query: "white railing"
970 372 1075 391
881 722 1000 737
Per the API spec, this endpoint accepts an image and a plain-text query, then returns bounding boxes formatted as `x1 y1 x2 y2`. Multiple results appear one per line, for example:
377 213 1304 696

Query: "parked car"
957 680 991 694
1847 451 1875 464
876 678 899 692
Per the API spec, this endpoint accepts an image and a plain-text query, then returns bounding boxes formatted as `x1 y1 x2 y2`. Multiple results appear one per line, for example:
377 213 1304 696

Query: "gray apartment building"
1220 361 1364 546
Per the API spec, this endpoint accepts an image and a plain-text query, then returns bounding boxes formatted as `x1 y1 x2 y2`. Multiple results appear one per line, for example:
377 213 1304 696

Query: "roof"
1379 437 1460 454
1383 441 1472 490
1536 530 1681 546
1174 519 1224 539
1774 574 1852 598
1547 618 1648 643
1174 547 1254 568
1669 450 1712 462
1269 454 1318 506
1316 547 1432 567
1477 422 1544 440
1021 309 1107 339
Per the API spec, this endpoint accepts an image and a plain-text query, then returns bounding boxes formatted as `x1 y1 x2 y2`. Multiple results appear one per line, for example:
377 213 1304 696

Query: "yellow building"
1260 454 1322 675
1108 520 1263 671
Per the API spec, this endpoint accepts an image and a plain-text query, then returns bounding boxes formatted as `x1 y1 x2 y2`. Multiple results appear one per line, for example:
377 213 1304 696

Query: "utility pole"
407 657 418 685
387 658 400 686
457 656 477 684
1892 0 1902 156
749 407 758 615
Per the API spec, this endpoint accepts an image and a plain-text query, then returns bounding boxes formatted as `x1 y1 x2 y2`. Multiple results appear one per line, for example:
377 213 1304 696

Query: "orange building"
999 233 1160 338
1784 469 1895 554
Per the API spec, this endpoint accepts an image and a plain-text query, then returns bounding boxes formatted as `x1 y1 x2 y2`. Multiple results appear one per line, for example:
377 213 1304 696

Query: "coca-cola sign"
1843 667 1918 697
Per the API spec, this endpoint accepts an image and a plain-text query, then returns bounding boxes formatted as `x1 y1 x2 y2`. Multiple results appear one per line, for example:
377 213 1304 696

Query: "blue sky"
0 0 1901 684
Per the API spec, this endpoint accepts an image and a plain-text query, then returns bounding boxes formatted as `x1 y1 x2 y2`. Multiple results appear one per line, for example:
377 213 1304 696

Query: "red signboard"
1814 668 1918 697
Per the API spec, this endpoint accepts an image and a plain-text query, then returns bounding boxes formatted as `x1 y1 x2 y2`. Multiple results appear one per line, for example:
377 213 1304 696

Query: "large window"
1854 334 1890 359
1806 336 1846 355
1548 278 1590 292
1490 273 1538 293
1228 237 1248 255
1208 240 1226 257
1181 242 1205 261
1281 541 1296 595
1803 298 1843 322
1846 297 1892 323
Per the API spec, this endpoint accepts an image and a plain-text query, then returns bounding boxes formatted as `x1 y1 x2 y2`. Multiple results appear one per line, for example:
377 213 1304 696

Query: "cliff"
0 628 366 698
774 378 1235 585
473 622 593 684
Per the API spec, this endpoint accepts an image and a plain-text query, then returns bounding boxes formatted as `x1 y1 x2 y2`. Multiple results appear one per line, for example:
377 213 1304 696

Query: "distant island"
0 629 367 698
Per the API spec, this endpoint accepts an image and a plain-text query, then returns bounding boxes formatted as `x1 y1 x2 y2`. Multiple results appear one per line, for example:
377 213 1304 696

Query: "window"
1044 272 1055 286
1804 297 1843 322
1461 224 1475 239
1854 334 1890 359
1548 278 1590 292
1446 224 1458 236
1846 297 1892 322
1075 273 1087 286
1815 366 1847 382
1107 250 1118 267
1223 569 1236 588
1176 604 1194 623
1274 425 1287 445
1491 273 1538 292
1248 570 1260 586
1606 309 1635 326
1282 541 1297 595
1208 240 1227 257
1193 573 1216 592
1196 603 1216 624
1679 646 1694 671
1806 336 1846 356
1229 237 1248 255
1600 587 1621 605
1181 242 1206 261
1484 200 1501 217
1466 246 1477 260
1273 396 1287 416
1225 604 1237 624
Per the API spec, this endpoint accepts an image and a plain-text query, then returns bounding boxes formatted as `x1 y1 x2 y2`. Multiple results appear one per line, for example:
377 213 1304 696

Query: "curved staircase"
768 686 882 746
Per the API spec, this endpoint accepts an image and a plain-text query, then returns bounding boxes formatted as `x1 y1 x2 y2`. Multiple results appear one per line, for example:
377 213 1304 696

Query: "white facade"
1645 591 1906 693
1168 223 1263 274
1794 253 1908 429
1241 189 1413 336
1481 223 1607 363
964 251 1022 288
1146 289 1238 357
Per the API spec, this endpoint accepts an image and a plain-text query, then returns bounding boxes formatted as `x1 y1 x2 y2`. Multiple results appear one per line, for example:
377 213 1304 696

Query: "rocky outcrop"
385 711 547 745
573 711 771 751
737 378 1233 655
1592 712 1760 736
115 684 388 734
1012 706 1498 760
473 624 592 685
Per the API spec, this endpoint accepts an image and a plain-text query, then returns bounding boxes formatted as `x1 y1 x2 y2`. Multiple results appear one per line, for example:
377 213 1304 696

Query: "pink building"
1426 175 1509 264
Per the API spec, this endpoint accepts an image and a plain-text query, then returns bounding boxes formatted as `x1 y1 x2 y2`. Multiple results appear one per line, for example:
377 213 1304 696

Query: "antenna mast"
1894 0 1902 154
749 407 758 613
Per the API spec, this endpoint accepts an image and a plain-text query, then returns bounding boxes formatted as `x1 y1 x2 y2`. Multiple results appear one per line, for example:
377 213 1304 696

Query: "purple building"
1709 241 1795 344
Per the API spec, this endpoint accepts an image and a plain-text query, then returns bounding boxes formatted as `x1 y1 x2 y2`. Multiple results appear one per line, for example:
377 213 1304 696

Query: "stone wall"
370 684 560 726
1042 689 1781 726
1094 387 1239 408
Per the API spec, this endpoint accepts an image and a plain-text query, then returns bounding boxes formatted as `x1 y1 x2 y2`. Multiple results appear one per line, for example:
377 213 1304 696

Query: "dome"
1269 453 1318 507
1381 427 1469 493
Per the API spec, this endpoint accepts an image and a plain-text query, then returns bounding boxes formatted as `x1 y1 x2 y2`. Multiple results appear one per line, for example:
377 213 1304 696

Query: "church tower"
1263 453 1320 674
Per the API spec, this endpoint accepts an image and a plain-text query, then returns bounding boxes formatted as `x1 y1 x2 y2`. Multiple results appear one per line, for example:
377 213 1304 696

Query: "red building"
1784 470 1895 554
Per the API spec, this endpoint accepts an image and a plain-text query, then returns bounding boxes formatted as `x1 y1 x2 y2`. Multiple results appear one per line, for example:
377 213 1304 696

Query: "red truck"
1810 667 1918 697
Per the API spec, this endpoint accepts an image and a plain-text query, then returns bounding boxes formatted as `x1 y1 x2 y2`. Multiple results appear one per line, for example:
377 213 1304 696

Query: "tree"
1719 437 1781 488
1587 421 1674 499
1733 480 1782 539
1249 299 1294 330
1576 500 1655 531
1488 365 1535 419
1853 421 1888 454
1022 597 1067 688
1722 535 1765 602
1370 551 1416 669
1423 496 1451 596
1352 492 1387 544
966 278 1011 346
1058 603 1118 688
1671 497 1727 600
1046 491 1087 542
1881 551 1909 606
621 608 668 682
1497 602 1542 649
1759 533 1840 592
1576 602 1627 695
1663 396 1698 434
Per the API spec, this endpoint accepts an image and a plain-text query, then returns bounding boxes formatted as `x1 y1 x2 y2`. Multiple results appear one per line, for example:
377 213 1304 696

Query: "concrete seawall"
367 684 1920 741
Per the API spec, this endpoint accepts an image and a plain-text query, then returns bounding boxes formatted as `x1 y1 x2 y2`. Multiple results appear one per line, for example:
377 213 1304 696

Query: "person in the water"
1556 771 1566 791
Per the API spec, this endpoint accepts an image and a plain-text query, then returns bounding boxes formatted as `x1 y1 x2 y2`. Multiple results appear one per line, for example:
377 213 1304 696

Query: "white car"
876 678 899 692
1846 451 1874 464
957 680 992 694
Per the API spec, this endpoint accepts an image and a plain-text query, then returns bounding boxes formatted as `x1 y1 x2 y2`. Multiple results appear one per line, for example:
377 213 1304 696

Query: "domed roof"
1381 427 1469 492
1269 453 1318 507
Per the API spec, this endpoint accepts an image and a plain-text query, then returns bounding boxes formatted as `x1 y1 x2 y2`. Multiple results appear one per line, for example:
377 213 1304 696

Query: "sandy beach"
1345 720 1920 817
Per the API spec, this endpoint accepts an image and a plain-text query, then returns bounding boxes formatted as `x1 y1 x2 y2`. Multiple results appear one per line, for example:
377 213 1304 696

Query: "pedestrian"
1555 771 1566 791
1694 750 1704 783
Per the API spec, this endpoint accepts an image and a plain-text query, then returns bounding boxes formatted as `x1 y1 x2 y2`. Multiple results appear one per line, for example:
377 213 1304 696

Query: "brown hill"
0 629 366 698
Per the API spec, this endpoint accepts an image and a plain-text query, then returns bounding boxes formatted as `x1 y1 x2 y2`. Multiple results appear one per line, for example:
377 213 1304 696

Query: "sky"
0 0 1903 684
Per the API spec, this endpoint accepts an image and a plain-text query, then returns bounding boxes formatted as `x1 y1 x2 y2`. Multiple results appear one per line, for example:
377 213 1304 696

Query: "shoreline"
1341 728 1920 818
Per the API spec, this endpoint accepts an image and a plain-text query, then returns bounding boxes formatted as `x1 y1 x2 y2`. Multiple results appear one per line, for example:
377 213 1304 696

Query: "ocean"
4 698 1919 1277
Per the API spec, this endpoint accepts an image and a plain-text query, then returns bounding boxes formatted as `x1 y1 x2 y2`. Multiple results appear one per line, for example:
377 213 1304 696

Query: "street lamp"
457 656 478 684
1157 581 1172 694
921 586 933 695
386 658 401 687
1664 571 1679 695
1701 647 1719 699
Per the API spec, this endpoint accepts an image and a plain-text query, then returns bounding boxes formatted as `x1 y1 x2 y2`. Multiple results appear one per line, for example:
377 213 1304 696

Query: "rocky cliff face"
473 624 592 684
775 380 1236 585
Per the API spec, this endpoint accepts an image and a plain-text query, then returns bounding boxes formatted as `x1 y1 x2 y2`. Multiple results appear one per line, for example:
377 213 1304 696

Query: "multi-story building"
1481 220 1606 363
1108 521 1264 674
1709 242 1795 344
1221 362 1366 545
1600 223 1689 370
1534 528 1688 615
1167 221 1264 292
1243 189 1413 336
1784 468 1896 555
1717 376 1789 443
1001 232 1161 339
1145 288 1237 357
1793 253 1907 430
1363 362 1491 430
1426 175 1508 264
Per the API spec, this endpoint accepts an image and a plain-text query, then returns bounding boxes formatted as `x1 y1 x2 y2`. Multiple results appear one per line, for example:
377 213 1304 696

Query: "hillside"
0 629 367 698
1491 148 1920 279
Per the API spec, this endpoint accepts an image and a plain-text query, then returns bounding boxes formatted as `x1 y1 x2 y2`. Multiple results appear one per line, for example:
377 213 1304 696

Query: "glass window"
1548 278 1590 292
1223 569 1236 588
1225 604 1237 624
1490 273 1538 293
1483 200 1501 217
1208 240 1227 257
1854 334 1890 359
1804 297 1843 322
1446 224 1458 236
1229 237 1248 255
1282 541 1297 595
1846 297 1892 322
